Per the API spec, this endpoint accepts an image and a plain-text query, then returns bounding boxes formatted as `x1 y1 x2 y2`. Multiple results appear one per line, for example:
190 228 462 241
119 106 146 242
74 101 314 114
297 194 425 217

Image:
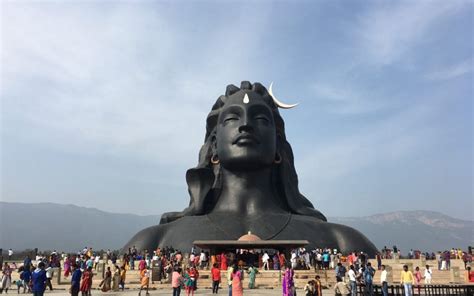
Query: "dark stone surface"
123 81 378 256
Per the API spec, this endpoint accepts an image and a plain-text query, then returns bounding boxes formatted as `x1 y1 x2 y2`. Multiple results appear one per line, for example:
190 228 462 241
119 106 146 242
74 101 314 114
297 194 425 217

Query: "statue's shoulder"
288 215 378 255
122 224 166 252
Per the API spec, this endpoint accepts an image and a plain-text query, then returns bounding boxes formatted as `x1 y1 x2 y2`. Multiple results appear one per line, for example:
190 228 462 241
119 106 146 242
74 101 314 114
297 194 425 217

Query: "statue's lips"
232 134 260 145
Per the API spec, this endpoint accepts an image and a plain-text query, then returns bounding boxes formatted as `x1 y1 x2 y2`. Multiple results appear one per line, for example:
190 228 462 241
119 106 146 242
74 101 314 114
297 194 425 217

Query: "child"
303 280 314 296
14 281 23 294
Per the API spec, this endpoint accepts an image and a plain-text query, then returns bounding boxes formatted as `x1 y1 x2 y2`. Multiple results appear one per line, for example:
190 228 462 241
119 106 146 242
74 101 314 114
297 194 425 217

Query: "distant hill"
1 202 472 253
0 202 159 252
329 211 474 253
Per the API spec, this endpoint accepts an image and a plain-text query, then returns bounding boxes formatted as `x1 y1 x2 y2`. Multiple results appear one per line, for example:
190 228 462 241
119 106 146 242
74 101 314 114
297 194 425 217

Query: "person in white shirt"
94 255 100 270
45 265 54 290
290 251 298 269
199 251 207 269
262 252 270 270
423 265 432 284
380 265 388 296
348 265 357 296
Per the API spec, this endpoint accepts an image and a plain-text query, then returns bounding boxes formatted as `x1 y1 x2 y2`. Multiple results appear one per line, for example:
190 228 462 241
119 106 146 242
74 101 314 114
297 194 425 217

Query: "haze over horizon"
1 1 473 219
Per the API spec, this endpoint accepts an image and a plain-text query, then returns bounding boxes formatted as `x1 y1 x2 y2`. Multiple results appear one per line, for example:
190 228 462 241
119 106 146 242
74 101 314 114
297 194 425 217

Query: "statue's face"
216 91 276 170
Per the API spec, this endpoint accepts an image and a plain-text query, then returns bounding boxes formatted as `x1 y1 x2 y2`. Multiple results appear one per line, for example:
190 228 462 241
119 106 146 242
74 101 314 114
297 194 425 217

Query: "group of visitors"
170 265 200 296
2 245 472 296
434 249 472 271
1 255 56 295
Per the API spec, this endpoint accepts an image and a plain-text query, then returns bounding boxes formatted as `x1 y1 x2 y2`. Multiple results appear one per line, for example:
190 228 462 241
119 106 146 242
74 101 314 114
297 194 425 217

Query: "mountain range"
0 202 472 253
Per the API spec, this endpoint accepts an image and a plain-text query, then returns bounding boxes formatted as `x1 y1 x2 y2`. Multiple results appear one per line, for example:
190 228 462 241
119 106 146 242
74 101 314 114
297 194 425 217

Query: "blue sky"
1 0 472 219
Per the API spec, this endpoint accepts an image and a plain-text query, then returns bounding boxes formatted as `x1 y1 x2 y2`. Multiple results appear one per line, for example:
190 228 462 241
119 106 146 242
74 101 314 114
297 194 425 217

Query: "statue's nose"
238 112 254 133
238 124 254 134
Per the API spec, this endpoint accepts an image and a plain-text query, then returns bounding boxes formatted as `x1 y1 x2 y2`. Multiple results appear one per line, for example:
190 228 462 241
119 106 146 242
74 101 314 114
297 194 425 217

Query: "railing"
355 284 474 295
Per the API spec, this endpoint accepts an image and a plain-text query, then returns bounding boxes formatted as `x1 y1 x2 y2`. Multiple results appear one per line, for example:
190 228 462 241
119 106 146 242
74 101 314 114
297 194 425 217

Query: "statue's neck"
212 167 286 216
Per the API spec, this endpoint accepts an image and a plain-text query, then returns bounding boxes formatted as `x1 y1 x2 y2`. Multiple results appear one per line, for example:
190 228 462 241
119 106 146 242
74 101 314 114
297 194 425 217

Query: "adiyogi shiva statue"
124 81 378 255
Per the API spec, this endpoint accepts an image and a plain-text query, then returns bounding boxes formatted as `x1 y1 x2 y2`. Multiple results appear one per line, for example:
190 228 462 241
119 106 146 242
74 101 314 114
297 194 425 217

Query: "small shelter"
193 231 308 253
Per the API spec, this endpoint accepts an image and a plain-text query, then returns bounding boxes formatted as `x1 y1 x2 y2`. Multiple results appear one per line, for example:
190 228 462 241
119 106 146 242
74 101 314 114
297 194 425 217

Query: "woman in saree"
111 266 120 292
247 265 258 289
231 264 243 296
80 266 93 296
0 262 12 294
64 256 71 278
99 266 111 292
220 253 227 271
282 265 294 296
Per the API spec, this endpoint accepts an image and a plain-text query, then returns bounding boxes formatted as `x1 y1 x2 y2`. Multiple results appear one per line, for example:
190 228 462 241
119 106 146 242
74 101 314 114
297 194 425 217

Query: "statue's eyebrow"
219 105 243 119
248 104 273 118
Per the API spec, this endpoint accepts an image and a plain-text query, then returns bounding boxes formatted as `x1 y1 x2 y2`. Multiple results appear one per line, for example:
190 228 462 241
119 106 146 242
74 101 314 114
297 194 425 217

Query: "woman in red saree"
80 267 93 296
220 253 227 270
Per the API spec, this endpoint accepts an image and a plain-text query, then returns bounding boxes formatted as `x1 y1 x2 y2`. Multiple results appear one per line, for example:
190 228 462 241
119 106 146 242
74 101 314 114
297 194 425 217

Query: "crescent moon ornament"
268 82 298 109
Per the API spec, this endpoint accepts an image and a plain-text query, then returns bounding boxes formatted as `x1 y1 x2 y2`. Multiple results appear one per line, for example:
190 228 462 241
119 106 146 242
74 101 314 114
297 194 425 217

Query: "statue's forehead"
224 90 268 107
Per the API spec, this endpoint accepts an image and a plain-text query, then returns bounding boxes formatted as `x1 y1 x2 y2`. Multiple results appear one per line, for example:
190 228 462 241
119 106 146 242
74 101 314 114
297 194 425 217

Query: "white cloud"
1 2 272 165
297 95 444 182
356 1 466 65
310 82 388 114
425 58 473 81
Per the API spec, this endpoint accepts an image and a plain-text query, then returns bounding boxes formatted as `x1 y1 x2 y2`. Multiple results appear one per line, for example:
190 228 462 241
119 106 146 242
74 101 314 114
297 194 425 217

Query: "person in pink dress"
231 264 243 296
414 266 422 294
138 258 147 271
63 256 71 277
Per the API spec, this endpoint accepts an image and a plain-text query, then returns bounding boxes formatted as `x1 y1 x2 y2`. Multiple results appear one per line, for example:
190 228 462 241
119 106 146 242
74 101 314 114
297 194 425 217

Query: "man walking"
335 262 347 282
363 262 376 296
45 264 54 291
31 262 46 296
348 265 357 296
380 265 388 296
424 265 432 284
400 265 414 296
262 252 270 271
70 265 82 296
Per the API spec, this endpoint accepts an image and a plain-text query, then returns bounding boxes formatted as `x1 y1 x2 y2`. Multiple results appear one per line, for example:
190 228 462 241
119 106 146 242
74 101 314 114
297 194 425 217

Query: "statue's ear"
185 167 215 214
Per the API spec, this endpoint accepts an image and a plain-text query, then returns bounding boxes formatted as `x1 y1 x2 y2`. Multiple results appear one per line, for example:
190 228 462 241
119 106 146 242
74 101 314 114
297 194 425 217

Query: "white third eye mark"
243 94 250 104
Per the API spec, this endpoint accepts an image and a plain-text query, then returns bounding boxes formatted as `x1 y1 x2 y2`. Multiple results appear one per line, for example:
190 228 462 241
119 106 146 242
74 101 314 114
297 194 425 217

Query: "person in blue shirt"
363 262 376 296
23 256 32 271
70 265 82 296
31 262 46 296
322 252 330 270
22 267 32 293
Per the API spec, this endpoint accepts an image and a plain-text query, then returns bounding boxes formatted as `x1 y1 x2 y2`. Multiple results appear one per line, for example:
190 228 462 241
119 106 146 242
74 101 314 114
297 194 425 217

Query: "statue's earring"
211 154 220 165
274 152 282 164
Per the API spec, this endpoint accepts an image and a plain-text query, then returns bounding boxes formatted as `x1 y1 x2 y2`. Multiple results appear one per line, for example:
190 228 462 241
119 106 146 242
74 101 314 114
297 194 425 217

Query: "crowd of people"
0 245 472 296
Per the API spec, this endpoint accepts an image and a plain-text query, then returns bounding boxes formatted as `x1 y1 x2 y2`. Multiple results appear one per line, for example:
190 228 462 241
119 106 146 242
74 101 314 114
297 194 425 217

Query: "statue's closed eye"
255 115 270 124
223 114 239 124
